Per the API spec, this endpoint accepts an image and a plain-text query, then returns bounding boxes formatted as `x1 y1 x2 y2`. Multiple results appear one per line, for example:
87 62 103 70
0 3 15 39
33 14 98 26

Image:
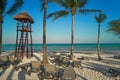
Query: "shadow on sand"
6 67 15 80
0 69 6 77
18 70 28 80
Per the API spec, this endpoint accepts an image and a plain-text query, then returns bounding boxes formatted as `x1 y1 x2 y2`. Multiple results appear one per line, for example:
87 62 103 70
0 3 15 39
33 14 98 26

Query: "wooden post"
26 22 29 58
30 23 33 57
21 21 24 59
15 22 19 58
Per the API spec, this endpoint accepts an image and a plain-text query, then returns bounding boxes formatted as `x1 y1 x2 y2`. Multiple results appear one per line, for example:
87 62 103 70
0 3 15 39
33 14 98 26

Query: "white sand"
0 52 120 80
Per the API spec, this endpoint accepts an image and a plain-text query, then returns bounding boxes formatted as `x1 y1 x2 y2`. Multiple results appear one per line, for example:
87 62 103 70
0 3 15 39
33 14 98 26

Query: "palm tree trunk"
70 14 74 60
43 0 48 64
0 17 3 56
97 23 102 60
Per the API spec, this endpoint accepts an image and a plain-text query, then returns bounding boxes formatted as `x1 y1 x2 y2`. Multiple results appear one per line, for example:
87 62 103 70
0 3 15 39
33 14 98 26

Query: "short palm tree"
0 0 23 55
40 0 49 64
94 12 107 60
48 0 100 60
107 19 120 36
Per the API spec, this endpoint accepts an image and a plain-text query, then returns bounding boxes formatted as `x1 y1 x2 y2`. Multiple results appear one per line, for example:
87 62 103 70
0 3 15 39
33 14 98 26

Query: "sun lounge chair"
62 57 70 67
57 66 64 79
113 55 120 59
108 67 120 77
73 60 83 69
8 56 21 65
0 56 10 69
28 61 41 76
52 55 63 66
77 56 89 61
43 64 57 79
14 62 30 71
62 67 76 80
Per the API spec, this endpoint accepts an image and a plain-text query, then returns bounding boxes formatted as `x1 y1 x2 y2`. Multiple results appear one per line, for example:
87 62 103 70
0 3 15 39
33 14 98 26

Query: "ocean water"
2 43 120 53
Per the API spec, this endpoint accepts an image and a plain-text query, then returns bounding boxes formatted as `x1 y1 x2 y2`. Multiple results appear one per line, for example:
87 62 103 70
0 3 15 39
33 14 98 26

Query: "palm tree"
40 0 49 64
0 0 23 55
107 19 120 36
48 0 100 60
94 12 106 60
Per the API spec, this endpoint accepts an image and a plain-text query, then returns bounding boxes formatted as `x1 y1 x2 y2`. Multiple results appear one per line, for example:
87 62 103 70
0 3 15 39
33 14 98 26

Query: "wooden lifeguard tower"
13 12 34 59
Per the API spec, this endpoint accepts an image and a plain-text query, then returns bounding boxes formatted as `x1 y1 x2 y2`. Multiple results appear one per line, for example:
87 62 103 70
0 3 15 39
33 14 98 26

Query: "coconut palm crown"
0 0 23 55
94 12 107 60
107 19 120 36
48 0 101 60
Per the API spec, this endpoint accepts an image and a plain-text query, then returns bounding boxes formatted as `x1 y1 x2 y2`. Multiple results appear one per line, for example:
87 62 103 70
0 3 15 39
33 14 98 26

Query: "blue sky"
3 0 120 44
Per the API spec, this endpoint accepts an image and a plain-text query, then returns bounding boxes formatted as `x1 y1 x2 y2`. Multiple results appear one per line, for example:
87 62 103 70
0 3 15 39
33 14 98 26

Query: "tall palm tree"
40 0 49 64
94 12 106 60
48 0 100 60
107 19 120 36
0 0 23 55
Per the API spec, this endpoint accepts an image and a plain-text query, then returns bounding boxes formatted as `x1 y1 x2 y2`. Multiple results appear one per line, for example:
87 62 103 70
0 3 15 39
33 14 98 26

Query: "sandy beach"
0 52 120 80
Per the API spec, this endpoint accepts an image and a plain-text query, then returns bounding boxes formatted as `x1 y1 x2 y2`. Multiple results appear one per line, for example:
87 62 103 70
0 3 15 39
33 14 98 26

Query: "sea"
2 43 120 53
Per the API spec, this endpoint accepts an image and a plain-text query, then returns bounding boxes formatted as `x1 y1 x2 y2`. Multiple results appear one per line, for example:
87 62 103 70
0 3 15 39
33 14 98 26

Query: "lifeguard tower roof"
13 12 34 24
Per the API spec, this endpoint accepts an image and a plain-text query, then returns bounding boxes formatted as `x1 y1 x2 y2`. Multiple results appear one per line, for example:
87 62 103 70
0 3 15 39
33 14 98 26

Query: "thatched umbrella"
13 12 34 23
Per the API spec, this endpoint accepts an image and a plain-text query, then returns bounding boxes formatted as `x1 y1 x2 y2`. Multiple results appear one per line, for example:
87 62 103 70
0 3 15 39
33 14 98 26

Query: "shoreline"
1 50 120 55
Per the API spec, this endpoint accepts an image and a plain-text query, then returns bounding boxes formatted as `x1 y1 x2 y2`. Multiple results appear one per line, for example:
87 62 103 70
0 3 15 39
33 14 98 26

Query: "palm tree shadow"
101 59 120 66
0 69 6 77
76 74 88 80
82 62 110 76
6 67 15 80
18 70 27 80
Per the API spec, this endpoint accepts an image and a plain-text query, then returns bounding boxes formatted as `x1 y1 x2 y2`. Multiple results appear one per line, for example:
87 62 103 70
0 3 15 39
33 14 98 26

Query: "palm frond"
66 0 74 8
94 13 107 23
79 9 101 14
47 10 69 21
40 0 44 12
107 19 120 35
50 0 68 8
94 14 99 23
78 0 88 8
6 0 23 15
39 0 49 12
109 19 120 28
0 0 7 14
107 27 120 36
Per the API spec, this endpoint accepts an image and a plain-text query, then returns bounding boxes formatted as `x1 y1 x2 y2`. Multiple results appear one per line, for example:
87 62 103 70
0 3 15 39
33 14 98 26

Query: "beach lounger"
8 56 21 65
108 67 120 77
62 57 70 67
52 55 63 66
62 67 76 80
77 56 89 61
0 56 10 69
43 64 57 79
73 60 83 68
28 61 41 76
14 62 30 71
113 55 120 59
57 67 64 79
